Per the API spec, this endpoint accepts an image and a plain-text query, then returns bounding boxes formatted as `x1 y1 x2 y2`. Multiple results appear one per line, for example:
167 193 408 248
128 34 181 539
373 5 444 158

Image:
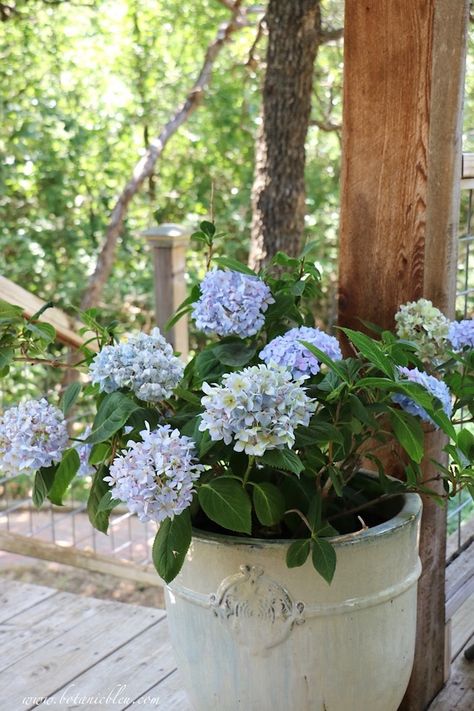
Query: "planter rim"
192 489 422 550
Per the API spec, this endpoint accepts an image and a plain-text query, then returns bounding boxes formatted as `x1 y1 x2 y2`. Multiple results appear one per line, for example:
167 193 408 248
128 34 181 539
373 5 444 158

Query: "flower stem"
242 456 255 488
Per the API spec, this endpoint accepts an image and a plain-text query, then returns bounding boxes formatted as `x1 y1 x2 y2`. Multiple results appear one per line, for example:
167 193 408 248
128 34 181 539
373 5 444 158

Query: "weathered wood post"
143 223 190 359
338 2 469 709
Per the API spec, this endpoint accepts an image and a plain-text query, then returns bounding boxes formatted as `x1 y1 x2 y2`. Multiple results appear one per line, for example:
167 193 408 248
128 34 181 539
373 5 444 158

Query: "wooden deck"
0 578 190 710
0 577 472 710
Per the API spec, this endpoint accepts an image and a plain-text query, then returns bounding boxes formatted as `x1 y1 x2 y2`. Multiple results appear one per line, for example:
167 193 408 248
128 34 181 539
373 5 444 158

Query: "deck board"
0 576 472 711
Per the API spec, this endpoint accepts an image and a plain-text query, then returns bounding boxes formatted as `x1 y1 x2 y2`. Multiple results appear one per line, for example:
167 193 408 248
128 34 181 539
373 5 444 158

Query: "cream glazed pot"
165 492 422 711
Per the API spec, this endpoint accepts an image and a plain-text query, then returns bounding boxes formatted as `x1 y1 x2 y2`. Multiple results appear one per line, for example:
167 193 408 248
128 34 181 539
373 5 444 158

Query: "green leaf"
0 300 23 323
311 537 337 584
198 478 252 534
389 408 424 463
458 429 474 461
24 321 56 343
212 342 257 367
213 257 256 275
152 509 192 583
198 427 215 457
87 466 111 533
0 348 14 370
61 381 81 415
88 442 111 465
339 328 393 376
32 466 56 509
87 392 140 444
199 220 216 237
252 482 286 526
286 539 311 568
48 449 80 505
300 340 349 382
96 490 122 514
260 448 304 475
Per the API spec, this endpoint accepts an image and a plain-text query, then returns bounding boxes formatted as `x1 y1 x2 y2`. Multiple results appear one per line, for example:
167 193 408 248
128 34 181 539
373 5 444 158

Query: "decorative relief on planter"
209 564 305 655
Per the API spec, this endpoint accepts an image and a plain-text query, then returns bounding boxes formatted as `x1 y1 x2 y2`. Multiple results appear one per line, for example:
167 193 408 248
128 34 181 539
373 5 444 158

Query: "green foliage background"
0 1 472 334
0 0 344 322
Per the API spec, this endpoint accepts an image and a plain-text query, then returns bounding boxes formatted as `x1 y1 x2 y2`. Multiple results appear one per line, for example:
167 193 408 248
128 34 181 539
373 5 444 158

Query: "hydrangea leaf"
198 478 252 534
86 392 140 444
152 509 192 583
48 448 80 506
252 482 286 526
311 537 337 584
389 408 424 463
61 381 81 415
286 539 311 568
87 465 112 533
260 448 304 475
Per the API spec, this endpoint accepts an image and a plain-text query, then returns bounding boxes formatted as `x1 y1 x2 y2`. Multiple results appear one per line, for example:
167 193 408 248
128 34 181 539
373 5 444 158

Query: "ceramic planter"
165 492 422 711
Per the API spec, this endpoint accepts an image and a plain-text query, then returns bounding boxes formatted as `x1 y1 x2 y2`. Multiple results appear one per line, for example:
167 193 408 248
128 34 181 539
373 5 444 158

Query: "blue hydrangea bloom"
448 319 474 351
392 367 452 425
259 326 342 379
191 269 274 338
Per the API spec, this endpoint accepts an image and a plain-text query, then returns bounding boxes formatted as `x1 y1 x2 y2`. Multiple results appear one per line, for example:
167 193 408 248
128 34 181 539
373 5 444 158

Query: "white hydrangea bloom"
395 298 449 360
199 364 316 456
0 399 68 478
104 425 204 523
89 328 183 402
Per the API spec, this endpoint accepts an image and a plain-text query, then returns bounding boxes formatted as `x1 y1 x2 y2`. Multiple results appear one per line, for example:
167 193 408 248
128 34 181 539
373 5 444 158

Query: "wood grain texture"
0 578 56 624
339 0 433 332
338 2 469 709
0 584 163 709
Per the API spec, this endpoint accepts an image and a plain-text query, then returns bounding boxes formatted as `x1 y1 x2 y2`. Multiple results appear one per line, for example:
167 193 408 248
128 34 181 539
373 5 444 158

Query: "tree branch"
320 27 344 43
81 0 248 310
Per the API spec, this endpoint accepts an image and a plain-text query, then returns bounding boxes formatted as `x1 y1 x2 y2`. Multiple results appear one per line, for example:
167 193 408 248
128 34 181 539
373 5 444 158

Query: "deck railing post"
143 223 190 359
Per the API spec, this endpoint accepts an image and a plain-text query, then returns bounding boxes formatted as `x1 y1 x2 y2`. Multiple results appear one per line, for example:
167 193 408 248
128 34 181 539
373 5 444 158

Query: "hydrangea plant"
0 222 473 584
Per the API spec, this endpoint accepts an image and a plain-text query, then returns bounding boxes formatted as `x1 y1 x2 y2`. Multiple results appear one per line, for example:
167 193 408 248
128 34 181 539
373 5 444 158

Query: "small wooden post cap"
142 223 191 249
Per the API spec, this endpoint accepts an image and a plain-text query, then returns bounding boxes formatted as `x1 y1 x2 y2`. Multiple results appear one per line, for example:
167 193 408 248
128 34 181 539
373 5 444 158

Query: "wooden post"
143 223 190 359
338 2 469 709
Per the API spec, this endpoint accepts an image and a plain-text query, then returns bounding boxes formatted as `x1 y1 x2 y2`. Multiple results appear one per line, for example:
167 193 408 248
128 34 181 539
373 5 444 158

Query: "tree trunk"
249 0 321 270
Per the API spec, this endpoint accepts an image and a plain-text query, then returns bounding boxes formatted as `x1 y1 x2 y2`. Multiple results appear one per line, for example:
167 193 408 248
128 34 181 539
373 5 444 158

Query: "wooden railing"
0 276 96 350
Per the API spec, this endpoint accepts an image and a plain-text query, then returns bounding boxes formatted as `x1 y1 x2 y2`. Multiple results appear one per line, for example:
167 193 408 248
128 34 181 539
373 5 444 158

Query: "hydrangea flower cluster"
395 299 449 360
392 367 452 424
448 319 474 351
105 425 204 523
89 328 183 403
0 399 68 478
259 326 342 379
191 269 274 338
199 364 316 456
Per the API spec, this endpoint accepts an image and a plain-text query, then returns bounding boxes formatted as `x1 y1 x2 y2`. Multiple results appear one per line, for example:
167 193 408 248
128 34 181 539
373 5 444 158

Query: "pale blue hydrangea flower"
392 366 452 425
395 298 449 360
104 425 204 523
191 269 274 338
0 399 68 478
447 319 474 351
89 328 183 402
199 364 316 456
259 326 342 379
74 427 94 478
